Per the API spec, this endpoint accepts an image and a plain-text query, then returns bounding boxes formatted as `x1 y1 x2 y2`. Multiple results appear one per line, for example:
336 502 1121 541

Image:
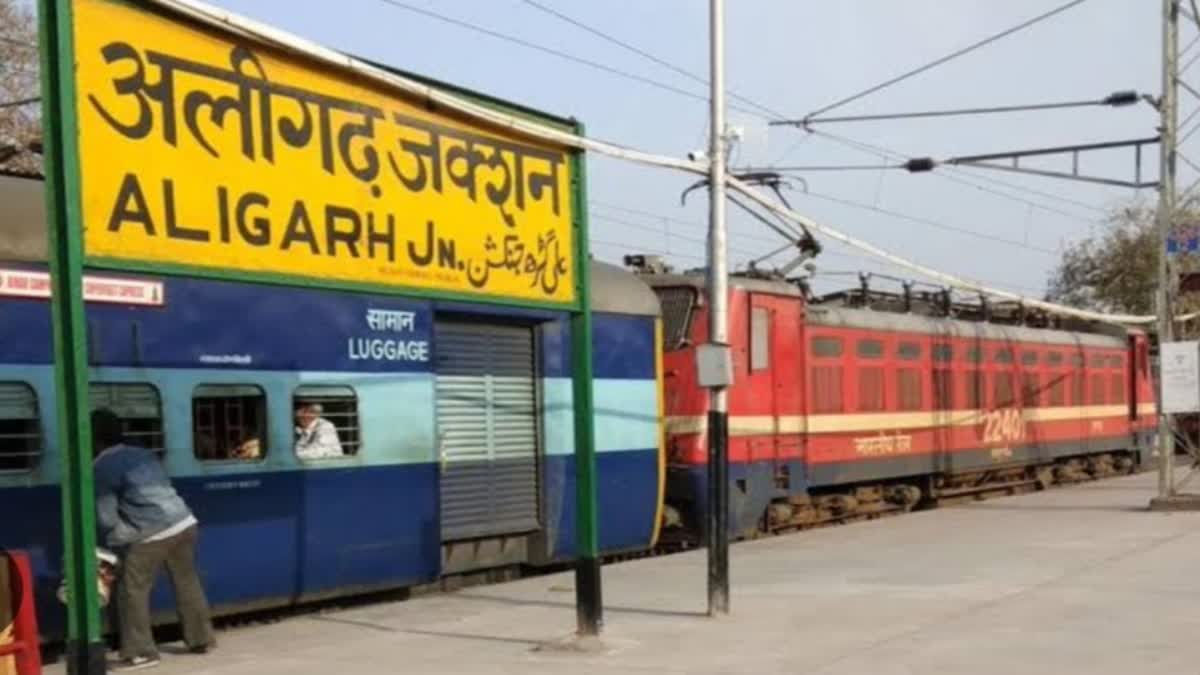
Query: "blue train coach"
0 172 664 640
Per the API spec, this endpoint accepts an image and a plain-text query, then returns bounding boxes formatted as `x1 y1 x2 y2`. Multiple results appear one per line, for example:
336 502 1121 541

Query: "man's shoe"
111 656 160 671
188 642 216 655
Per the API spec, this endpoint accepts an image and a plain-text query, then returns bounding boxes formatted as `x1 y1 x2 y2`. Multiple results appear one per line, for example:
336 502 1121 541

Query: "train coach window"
1022 352 1039 367
965 348 983 364
994 349 1014 364
193 384 267 462
293 385 360 458
811 366 844 413
897 342 922 361
1110 355 1126 369
993 373 1015 408
964 371 984 409
90 383 165 457
656 287 696 351
858 368 885 411
1022 373 1041 407
1110 374 1126 404
856 339 884 359
750 307 770 372
933 369 954 409
898 369 922 411
1090 375 1106 405
811 337 843 358
1047 352 1064 366
1089 355 1108 369
1070 354 1085 368
1048 375 1067 406
0 383 40 473
932 343 953 362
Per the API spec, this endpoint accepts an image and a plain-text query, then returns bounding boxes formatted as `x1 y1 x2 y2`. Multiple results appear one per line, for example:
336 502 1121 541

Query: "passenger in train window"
295 402 343 459
232 437 262 460
92 409 216 670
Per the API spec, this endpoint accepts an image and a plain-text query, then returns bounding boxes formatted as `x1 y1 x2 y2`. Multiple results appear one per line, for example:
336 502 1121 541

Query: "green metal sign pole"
37 1 106 673
569 126 602 636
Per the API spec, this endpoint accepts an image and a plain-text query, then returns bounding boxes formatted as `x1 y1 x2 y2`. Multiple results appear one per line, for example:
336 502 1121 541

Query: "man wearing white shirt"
294 402 344 459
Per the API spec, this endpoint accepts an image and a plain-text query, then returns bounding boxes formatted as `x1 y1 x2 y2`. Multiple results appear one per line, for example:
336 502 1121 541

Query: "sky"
48 0 1199 298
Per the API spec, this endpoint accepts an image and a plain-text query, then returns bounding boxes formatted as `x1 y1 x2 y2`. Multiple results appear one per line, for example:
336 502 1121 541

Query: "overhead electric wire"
804 0 1091 121
590 211 762 259
0 97 39 109
799 188 1058 255
594 198 1052 290
1180 152 1200 177
807 128 1108 218
737 162 904 172
1179 106 1200 143
794 93 1139 126
412 1 1102 233
373 0 767 118
518 0 784 120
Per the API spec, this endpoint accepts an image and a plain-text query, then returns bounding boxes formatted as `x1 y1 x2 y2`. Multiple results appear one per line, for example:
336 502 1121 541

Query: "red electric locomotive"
638 264 1156 540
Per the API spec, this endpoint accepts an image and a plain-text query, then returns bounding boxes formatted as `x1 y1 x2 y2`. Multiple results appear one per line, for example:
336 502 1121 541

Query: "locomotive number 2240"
981 409 1024 444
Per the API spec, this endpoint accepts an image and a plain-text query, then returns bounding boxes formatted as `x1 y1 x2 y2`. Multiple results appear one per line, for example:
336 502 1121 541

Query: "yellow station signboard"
73 0 576 305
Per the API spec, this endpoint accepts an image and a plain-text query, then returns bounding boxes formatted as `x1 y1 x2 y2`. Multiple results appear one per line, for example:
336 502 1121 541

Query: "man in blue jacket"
92 408 215 671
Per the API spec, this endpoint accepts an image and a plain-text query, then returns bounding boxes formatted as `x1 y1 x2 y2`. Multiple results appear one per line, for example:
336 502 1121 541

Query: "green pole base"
64 639 106 675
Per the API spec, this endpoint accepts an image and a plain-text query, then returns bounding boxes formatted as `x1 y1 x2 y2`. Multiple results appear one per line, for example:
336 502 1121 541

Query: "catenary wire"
373 0 768 118
804 0 1092 120
518 0 784 120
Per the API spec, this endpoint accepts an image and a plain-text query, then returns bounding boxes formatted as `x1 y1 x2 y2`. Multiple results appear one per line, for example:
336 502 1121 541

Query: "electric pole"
1156 0 1179 501
706 0 731 617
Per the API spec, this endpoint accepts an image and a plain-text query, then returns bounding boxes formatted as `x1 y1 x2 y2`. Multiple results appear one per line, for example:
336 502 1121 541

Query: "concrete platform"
50 469 1200 675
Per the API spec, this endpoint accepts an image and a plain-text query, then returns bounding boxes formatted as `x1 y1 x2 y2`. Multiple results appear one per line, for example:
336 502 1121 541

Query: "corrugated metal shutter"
435 321 539 541
0 383 37 420
90 383 160 418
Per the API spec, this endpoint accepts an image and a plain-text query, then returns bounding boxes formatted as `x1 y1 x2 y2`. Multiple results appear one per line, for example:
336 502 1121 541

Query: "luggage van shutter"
435 321 539 541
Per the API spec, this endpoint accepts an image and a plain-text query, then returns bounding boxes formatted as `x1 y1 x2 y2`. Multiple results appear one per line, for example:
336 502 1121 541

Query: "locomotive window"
932 369 954 409
993 373 1015 408
90 383 165 458
1047 352 1064 366
811 366 844 414
897 342 922 361
193 384 268 462
994 349 1014 364
858 368 885 411
1048 374 1067 406
1110 374 1126 404
655 287 696 351
293 385 360 459
897 369 922 411
1022 373 1041 407
750 307 770 372
1090 375 1106 405
856 339 884 359
1021 352 1039 366
964 371 984 409
0 383 40 473
932 343 953 362
811 337 844 358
